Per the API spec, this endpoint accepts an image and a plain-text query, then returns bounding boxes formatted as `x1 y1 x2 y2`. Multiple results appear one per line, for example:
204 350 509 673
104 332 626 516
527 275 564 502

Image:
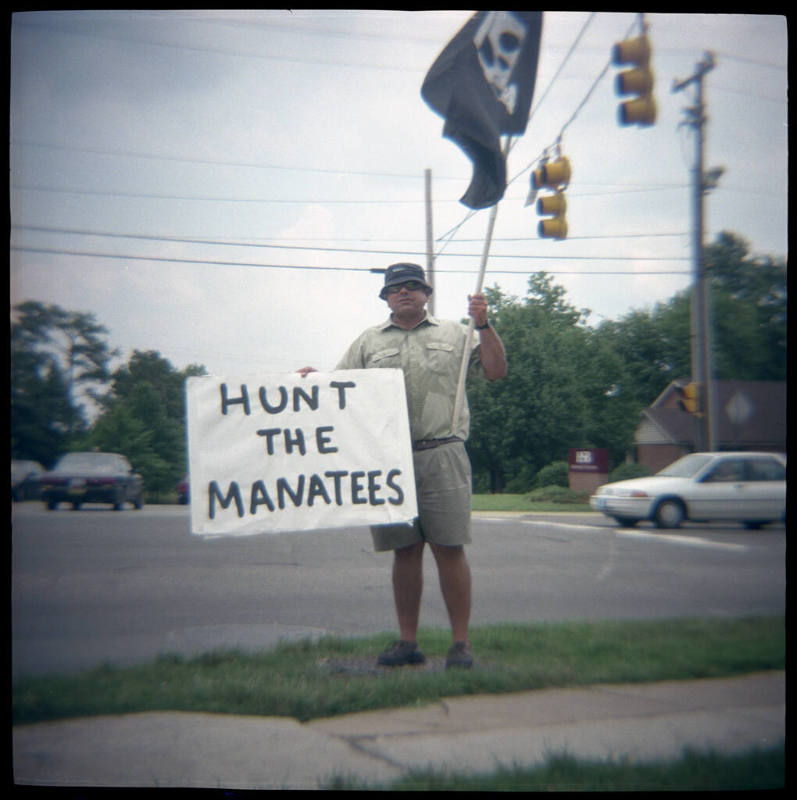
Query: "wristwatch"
476 320 490 330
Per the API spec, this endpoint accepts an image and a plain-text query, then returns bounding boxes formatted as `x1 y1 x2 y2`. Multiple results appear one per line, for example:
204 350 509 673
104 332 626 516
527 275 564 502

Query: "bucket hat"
379 263 433 299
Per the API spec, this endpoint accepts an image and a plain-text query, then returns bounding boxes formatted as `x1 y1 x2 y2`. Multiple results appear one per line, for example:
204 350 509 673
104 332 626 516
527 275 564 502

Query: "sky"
9 10 788 386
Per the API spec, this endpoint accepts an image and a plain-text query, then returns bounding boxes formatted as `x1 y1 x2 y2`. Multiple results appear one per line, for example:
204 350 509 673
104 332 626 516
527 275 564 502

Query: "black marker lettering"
351 471 367 504
330 380 356 409
324 470 348 505
293 384 319 411
220 384 250 416
386 469 404 505
209 480 244 518
259 386 288 414
283 428 306 455
256 428 281 455
307 473 332 506
315 426 337 454
276 475 305 509
367 470 385 505
250 480 275 513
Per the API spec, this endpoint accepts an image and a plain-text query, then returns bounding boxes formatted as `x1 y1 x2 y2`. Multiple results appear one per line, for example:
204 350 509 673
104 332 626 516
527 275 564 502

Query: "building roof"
635 380 786 448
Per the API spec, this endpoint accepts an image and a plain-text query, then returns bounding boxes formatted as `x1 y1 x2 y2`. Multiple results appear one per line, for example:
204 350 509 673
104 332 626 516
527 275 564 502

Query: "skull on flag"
473 11 528 114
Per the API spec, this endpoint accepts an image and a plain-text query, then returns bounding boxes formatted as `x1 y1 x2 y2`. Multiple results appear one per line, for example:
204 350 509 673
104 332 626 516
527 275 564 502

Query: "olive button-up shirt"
335 314 484 442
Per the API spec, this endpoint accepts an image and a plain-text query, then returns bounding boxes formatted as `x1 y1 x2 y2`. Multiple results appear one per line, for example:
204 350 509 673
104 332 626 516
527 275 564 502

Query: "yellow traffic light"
533 157 571 191
540 157 571 187
537 190 567 239
612 33 656 126
613 33 650 68
678 382 702 415
534 156 570 239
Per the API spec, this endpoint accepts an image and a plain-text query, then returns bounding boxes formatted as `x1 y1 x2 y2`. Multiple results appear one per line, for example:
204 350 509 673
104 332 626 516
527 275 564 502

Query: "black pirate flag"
422 11 543 210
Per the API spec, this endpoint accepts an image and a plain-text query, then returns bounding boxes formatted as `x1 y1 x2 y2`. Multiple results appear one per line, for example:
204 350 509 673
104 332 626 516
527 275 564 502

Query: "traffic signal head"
612 34 650 67
613 33 656 126
618 95 657 126
541 157 571 189
616 66 653 95
537 190 567 239
537 192 566 217
677 382 702 415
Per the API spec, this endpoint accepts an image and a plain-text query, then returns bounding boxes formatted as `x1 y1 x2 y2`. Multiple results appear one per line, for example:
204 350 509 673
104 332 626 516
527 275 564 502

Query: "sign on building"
568 448 609 492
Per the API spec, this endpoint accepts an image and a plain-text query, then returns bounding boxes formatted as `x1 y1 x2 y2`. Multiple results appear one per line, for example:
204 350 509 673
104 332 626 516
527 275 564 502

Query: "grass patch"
327 747 785 791
12 616 783 726
472 493 592 512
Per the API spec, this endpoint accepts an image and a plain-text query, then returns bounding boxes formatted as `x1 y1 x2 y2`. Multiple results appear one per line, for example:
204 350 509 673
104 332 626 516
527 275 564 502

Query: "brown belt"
412 436 462 452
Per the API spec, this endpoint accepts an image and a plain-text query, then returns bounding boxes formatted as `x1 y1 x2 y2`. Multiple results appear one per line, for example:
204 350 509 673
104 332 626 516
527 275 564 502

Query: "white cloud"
10 10 787 376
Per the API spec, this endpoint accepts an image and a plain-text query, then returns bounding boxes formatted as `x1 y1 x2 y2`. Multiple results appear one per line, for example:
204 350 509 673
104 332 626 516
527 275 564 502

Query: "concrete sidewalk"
13 671 784 790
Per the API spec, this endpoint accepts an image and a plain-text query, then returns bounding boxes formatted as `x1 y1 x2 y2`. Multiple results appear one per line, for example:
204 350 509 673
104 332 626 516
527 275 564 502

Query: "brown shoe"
445 641 474 669
377 640 426 667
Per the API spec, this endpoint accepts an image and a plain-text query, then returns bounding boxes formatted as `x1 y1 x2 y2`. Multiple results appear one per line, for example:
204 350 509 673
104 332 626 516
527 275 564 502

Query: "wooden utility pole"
673 51 718 451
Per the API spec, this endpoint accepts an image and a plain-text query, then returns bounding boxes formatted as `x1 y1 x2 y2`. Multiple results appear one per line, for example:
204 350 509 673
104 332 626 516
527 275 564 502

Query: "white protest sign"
186 370 417 536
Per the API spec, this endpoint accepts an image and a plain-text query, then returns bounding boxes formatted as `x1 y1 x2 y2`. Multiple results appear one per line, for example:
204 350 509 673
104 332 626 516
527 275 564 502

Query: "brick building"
634 380 787 473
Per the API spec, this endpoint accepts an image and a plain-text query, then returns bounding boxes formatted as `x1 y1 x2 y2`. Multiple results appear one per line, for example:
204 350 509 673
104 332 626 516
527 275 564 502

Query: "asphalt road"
11 503 785 678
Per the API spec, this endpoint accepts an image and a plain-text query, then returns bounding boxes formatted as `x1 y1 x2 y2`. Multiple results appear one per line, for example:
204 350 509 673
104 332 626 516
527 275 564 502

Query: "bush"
609 462 654 482
526 485 590 504
535 461 569 489
503 465 537 494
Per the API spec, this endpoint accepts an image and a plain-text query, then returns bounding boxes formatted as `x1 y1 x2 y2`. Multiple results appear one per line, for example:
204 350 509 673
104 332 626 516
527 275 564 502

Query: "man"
299 262 506 668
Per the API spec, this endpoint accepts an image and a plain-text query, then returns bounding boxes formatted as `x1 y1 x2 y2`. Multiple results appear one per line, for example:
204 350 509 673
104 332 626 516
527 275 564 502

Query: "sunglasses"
384 280 426 295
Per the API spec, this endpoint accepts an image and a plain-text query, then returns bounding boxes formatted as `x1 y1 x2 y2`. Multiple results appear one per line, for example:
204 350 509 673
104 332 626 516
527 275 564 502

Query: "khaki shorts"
370 440 472 551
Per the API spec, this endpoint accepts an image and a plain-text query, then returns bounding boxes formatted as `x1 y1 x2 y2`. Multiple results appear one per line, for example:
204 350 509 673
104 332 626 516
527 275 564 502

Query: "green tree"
467 275 594 492
466 230 786 491
577 324 645 468
87 403 170 490
11 301 117 461
10 328 72 466
85 350 206 497
704 231 786 380
590 231 786 406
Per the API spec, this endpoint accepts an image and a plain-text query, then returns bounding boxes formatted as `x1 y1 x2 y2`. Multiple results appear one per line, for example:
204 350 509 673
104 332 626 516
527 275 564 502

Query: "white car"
590 452 786 529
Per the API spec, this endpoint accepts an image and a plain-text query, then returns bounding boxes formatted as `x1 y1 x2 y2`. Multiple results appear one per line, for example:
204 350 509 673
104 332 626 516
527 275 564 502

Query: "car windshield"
656 453 713 478
12 461 41 479
54 453 127 474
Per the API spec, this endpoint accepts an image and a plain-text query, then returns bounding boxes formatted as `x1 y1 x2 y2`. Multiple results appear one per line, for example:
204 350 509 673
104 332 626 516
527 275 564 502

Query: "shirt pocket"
425 340 456 373
367 347 400 368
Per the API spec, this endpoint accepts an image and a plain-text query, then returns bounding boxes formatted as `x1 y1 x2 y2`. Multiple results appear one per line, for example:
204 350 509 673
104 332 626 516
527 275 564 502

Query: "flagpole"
449 169 504 436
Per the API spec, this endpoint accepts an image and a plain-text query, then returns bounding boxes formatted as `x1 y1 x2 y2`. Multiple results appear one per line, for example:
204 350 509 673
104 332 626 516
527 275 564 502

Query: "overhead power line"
10 183 424 205
12 16 429 73
10 140 440 181
10 179 690 206
10 244 691 273
437 14 640 250
8 223 690 245
11 224 691 256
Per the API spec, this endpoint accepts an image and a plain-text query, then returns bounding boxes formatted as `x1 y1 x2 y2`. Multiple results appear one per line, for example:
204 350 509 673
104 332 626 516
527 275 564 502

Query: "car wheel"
46 499 57 510
744 520 771 530
654 499 685 529
71 501 82 510
613 516 638 527
113 487 126 510
133 493 144 510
